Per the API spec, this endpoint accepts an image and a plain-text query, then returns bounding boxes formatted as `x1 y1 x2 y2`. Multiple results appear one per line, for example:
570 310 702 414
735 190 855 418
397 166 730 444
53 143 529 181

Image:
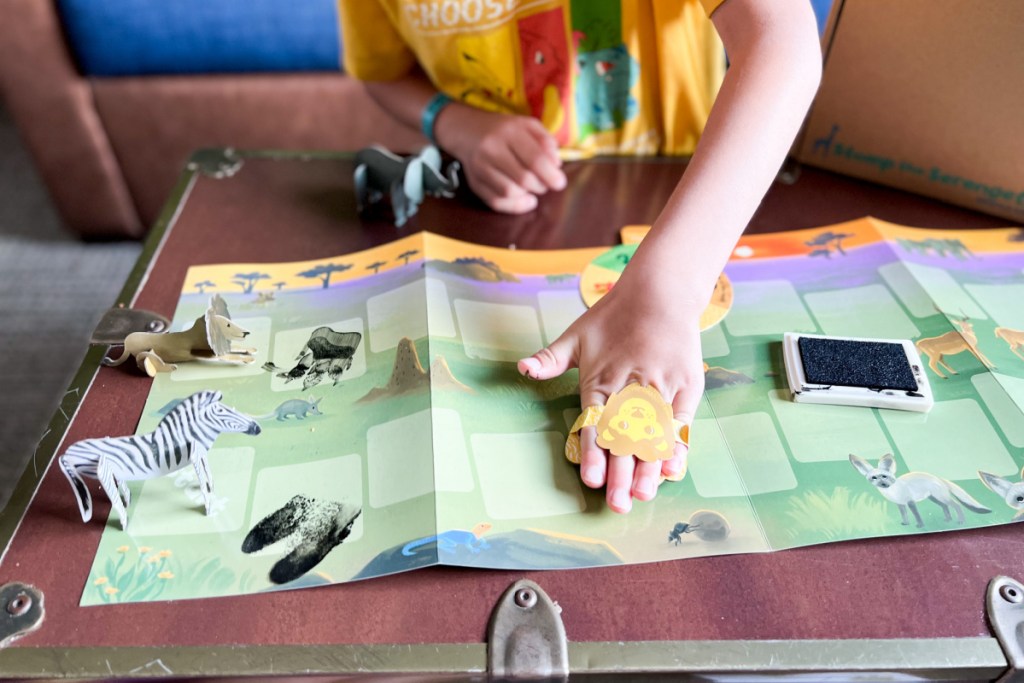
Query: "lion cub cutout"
596 383 678 462
104 294 256 376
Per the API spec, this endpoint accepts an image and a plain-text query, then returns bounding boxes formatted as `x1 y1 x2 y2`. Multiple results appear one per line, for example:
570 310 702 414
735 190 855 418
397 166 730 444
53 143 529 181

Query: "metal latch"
988 575 1024 683
0 583 44 648
487 579 568 680
187 148 244 179
91 305 171 346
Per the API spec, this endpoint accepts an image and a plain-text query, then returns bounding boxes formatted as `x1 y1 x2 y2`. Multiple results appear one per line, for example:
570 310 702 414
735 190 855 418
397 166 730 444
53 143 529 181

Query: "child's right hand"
517 249 707 513
435 105 566 214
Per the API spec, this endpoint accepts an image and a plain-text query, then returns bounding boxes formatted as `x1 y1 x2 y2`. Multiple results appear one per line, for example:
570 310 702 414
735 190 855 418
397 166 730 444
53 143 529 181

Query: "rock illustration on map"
425 257 520 283
355 528 623 577
360 337 472 402
703 363 754 389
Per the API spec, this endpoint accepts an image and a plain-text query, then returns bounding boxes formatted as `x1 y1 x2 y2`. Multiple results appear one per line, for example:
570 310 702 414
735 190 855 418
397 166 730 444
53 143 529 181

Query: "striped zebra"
59 390 261 530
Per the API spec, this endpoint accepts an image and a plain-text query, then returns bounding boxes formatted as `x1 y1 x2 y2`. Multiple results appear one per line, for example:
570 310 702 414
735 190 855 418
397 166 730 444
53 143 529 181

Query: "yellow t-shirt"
340 0 726 156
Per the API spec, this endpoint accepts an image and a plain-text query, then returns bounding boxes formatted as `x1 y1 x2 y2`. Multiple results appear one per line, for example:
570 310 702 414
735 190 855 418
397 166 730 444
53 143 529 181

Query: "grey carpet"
0 102 141 509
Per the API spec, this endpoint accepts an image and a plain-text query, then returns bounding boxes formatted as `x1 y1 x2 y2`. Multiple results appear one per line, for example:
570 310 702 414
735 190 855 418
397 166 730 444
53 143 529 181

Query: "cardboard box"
796 1 1024 223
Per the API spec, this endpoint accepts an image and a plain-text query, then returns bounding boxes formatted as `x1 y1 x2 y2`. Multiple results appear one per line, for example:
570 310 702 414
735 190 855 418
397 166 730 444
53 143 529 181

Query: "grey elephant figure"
354 145 460 227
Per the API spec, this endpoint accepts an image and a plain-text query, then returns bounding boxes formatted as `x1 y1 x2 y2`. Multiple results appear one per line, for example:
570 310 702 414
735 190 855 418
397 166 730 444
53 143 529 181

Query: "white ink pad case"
783 332 933 413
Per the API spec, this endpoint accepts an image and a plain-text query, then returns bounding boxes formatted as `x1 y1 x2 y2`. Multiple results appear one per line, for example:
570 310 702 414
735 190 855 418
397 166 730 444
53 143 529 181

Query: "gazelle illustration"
995 327 1024 361
915 314 996 379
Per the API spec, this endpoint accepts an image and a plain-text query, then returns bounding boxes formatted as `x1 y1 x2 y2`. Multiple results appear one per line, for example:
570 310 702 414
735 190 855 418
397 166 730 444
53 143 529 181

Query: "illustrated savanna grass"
784 488 891 543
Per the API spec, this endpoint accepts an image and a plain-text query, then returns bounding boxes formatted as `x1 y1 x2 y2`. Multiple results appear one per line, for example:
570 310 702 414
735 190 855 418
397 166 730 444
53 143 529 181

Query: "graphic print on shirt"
517 7 572 145
569 0 639 139
455 25 519 113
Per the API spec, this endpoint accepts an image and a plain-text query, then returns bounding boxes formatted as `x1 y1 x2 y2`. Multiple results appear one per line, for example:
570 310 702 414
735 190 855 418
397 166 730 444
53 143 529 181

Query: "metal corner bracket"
988 575 1024 683
0 583 44 648
187 148 244 179
90 305 171 345
487 579 568 680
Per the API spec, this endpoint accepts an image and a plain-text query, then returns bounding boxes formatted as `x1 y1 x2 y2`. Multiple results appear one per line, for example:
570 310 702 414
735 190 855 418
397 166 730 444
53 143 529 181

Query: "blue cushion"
57 0 341 76
810 0 835 36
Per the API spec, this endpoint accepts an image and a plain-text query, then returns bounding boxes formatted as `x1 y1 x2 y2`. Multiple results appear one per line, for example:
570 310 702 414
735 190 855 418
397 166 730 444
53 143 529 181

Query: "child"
340 0 822 512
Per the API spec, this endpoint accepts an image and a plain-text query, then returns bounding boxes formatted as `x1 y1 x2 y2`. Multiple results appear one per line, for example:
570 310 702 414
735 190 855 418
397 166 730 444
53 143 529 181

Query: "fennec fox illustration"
850 453 990 528
978 468 1024 521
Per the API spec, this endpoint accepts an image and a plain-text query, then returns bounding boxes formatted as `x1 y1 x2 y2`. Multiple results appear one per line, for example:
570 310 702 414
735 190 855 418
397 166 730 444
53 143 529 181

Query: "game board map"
79 217 1024 604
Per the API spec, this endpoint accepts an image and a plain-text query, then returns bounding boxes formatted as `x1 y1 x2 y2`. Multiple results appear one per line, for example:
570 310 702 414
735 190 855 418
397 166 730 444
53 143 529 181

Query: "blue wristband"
421 92 453 145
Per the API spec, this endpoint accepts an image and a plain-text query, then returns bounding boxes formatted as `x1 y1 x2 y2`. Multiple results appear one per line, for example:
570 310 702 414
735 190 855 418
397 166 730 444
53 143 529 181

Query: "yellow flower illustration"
138 546 152 553
93 577 109 586
157 550 172 558
145 556 161 564
157 571 174 580
104 587 119 595
116 545 130 553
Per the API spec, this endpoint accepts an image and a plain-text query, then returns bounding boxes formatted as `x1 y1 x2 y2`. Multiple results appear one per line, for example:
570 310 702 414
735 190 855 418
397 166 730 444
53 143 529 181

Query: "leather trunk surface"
0 154 1013 652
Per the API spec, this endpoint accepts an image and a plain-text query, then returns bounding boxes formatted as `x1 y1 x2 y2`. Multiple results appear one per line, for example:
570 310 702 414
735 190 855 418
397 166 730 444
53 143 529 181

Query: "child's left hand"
518 247 707 513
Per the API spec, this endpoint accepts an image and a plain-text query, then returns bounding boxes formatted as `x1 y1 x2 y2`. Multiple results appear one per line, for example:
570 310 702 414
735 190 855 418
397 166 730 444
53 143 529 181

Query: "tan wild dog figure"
915 315 995 379
995 327 1024 361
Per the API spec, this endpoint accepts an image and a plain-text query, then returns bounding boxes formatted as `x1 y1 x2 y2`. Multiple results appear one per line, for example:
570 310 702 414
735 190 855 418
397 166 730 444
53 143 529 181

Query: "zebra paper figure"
58 390 261 530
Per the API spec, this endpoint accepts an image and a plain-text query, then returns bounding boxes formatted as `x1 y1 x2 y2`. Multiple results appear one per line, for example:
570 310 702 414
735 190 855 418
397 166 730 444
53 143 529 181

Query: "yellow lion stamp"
596 383 678 462
564 384 690 476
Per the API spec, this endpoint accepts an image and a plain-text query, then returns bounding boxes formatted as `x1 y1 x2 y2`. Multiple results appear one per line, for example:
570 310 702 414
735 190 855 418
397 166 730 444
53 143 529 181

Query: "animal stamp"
263 327 361 390
596 383 678 462
242 495 362 584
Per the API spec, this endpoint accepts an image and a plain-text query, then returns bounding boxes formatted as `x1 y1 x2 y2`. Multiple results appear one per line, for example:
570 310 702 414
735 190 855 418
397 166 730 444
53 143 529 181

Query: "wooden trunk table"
0 150 1019 680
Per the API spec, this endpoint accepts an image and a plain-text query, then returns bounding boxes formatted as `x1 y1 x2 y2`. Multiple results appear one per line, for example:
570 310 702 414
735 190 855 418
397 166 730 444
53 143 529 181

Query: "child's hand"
517 260 706 513
435 105 566 214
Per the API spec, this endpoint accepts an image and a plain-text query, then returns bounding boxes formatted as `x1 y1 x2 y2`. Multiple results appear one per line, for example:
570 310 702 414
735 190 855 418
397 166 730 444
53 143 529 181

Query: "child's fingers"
523 117 561 158
659 384 699 481
490 144 549 195
577 383 608 489
521 171 550 196
471 158 534 199
468 167 538 214
631 459 664 502
531 155 567 192
671 376 703 437
661 444 688 480
605 451 635 513
578 426 606 489
487 193 538 214
509 133 566 192
517 335 577 380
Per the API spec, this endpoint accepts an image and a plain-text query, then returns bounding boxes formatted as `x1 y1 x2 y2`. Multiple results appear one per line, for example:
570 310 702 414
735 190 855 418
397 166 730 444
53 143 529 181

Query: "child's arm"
361 72 566 214
518 0 823 512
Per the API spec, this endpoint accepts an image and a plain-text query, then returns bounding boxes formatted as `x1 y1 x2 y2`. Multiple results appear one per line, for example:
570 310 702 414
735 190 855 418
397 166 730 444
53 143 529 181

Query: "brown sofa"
0 0 424 239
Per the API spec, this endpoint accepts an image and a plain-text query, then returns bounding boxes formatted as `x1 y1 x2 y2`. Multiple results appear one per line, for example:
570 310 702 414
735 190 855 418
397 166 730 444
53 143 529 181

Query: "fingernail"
637 479 655 498
518 357 539 376
582 466 602 486
611 490 631 511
